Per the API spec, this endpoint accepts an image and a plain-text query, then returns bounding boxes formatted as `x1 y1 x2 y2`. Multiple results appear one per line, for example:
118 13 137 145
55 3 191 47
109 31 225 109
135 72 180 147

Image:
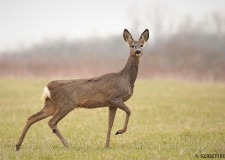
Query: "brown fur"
16 29 149 151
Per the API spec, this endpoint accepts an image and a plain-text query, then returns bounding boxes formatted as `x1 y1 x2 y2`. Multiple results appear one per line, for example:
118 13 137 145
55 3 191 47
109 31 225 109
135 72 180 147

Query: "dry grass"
0 78 225 159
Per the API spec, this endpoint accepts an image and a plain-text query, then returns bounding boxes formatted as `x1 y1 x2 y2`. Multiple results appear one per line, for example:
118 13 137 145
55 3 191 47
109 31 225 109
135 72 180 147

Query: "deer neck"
120 54 140 88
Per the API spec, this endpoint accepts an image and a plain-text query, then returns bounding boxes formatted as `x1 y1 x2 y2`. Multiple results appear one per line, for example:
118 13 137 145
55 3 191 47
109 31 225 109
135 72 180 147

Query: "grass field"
0 78 225 160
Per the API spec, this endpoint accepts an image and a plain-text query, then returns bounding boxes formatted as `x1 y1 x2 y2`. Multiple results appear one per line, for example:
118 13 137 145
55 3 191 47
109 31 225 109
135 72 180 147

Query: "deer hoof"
115 130 121 135
64 143 69 148
16 145 21 151
105 145 110 148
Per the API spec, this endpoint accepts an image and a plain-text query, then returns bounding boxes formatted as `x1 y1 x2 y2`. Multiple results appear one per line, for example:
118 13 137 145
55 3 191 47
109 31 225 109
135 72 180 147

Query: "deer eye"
131 45 135 48
140 45 143 47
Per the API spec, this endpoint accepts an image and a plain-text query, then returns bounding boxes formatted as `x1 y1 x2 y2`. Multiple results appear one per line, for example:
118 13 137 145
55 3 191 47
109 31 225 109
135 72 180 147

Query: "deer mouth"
136 53 142 57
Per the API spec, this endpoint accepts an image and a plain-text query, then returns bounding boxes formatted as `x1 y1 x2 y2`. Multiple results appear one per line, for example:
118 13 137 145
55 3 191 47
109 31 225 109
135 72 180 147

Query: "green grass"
0 78 225 159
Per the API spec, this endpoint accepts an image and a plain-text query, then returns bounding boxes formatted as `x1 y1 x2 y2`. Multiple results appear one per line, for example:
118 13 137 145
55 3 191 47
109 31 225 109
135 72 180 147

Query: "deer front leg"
105 107 117 148
109 100 131 135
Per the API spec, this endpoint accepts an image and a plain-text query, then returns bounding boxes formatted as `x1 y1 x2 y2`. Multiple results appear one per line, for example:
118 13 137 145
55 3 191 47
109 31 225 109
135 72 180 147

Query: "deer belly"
77 95 107 108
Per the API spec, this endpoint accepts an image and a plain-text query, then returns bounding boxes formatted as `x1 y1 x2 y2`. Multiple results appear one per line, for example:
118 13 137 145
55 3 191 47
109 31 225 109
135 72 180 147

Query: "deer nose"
135 50 141 55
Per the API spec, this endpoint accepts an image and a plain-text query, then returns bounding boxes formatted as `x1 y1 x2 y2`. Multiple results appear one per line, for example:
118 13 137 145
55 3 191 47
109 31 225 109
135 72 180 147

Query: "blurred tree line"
0 12 224 81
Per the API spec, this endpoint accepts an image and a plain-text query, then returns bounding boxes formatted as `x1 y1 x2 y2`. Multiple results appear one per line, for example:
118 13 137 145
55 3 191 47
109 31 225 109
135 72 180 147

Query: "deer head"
123 29 149 58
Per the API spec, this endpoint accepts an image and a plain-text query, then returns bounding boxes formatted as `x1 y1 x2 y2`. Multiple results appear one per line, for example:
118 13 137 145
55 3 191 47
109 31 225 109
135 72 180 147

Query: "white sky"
0 0 224 51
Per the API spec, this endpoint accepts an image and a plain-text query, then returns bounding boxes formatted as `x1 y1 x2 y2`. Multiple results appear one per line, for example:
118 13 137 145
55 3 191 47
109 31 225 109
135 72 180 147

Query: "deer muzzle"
135 50 142 57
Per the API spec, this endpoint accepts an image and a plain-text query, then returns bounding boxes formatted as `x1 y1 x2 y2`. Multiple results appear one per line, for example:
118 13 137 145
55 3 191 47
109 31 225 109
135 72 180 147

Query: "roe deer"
16 29 149 151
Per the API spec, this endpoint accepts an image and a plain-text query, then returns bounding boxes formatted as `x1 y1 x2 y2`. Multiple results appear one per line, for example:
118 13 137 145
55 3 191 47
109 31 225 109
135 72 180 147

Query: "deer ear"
139 29 149 44
123 29 133 44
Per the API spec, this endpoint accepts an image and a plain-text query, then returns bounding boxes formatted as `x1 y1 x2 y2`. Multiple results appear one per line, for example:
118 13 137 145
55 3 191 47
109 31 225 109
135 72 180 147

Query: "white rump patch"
41 86 51 100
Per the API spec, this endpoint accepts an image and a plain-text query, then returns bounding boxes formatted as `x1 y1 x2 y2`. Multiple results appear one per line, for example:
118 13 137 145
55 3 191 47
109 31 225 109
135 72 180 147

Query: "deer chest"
122 86 133 102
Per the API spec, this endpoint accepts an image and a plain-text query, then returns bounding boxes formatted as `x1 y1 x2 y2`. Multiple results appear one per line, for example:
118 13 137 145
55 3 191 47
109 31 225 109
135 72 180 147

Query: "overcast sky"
0 0 224 51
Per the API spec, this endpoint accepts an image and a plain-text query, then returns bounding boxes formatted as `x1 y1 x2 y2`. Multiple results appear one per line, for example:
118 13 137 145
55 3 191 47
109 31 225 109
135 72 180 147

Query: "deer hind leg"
48 106 73 148
16 98 56 151
105 107 117 148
